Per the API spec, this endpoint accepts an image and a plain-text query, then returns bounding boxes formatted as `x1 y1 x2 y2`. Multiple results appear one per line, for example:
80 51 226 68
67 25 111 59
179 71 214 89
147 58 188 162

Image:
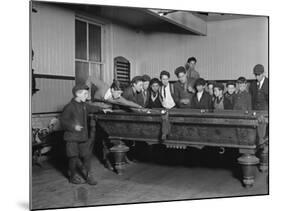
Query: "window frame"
75 16 105 81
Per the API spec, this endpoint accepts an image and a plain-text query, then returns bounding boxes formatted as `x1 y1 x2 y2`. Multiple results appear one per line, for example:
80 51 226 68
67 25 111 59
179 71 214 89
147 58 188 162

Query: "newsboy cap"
237 76 247 84
131 76 143 84
253 64 264 75
213 83 224 90
72 83 89 96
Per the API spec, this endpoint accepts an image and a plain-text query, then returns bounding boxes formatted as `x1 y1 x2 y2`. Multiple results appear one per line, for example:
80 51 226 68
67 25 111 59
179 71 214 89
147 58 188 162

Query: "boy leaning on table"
60 83 111 185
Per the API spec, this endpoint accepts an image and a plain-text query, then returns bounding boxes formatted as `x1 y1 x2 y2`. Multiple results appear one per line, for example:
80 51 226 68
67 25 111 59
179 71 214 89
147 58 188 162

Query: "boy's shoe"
69 173 85 184
79 166 88 179
79 167 98 186
86 173 98 185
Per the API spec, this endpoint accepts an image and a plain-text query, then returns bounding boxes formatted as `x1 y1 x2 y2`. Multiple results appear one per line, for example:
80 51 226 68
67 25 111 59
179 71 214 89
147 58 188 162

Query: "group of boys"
120 59 268 112
60 56 268 185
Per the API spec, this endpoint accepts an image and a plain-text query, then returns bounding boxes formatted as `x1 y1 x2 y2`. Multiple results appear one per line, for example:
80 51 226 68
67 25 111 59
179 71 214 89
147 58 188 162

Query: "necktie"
257 82 260 89
163 86 166 98
144 91 147 103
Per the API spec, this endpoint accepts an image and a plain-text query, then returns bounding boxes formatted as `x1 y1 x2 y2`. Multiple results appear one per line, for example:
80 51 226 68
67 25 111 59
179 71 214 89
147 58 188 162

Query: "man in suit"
249 64 269 110
191 78 213 110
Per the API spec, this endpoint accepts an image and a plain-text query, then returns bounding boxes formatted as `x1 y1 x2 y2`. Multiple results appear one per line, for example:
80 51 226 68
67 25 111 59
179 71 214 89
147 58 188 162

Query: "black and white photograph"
29 0 269 210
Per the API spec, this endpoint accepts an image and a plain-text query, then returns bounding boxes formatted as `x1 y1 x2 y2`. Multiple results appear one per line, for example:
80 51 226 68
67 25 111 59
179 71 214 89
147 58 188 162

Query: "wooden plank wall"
31 1 75 76
31 77 75 113
135 17 268 81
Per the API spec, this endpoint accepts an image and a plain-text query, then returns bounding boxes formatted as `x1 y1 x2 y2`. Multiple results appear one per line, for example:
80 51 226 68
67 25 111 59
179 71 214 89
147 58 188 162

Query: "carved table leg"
259 142 269 172
102 139 114 171
237 149 259 188
109 140 129 175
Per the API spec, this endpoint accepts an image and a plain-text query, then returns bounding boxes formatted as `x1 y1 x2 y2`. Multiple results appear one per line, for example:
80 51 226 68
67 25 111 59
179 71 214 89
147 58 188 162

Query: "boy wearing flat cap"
213 83 232 110
61 84 109 185
191 78 213 110
249 64 269 110
233 77 252 111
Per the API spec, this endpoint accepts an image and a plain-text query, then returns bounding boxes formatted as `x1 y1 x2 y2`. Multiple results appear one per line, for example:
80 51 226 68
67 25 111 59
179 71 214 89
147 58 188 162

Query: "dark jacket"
173 81 194 108
122 86 144 106
224 92 236 110
249 77 269 110
142 90 150 108
147 92 163 109
233 91 252 111
191 91 213 109
213 96 232 110
60 98 100 142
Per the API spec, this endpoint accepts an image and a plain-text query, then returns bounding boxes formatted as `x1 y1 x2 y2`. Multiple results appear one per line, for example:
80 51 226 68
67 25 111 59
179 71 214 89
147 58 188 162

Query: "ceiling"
40 2 260 35
192 12 257 22
50 2 205 35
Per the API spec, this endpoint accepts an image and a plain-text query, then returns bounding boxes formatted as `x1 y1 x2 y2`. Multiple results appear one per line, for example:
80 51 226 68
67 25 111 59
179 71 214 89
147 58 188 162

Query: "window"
75 18 103 84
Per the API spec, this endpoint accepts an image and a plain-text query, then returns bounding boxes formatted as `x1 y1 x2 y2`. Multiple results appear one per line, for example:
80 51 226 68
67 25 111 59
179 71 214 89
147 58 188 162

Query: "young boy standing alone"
61 84 108 185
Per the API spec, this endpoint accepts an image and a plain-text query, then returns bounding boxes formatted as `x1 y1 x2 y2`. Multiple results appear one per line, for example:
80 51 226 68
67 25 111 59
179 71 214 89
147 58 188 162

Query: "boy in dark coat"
191 78 213 110
61 84 109 185
206 81 215 102
224 81 236 109
147 78 163 109
249 64 269 110
233 77 252 111
122 76 144 108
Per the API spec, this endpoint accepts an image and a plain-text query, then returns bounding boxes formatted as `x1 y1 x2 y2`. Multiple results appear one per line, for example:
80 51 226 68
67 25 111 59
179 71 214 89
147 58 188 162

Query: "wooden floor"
31 147 268 210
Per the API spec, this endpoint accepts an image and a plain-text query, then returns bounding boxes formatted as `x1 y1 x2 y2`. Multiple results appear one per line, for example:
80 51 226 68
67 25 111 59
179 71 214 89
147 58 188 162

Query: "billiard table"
89 108 268 187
